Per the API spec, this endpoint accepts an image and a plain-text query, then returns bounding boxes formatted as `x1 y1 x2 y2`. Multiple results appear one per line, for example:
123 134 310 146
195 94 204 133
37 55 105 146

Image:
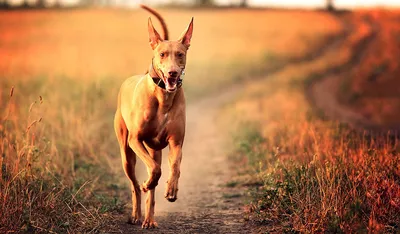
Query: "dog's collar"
151 77 183 89
149 59 184 90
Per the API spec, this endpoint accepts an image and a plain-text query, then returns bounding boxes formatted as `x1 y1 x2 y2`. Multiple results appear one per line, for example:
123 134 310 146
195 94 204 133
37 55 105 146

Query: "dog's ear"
178 17 193 49
148 17 162 50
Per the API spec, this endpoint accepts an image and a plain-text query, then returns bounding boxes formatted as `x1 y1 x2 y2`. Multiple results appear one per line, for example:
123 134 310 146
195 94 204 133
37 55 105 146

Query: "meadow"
1 6 398 233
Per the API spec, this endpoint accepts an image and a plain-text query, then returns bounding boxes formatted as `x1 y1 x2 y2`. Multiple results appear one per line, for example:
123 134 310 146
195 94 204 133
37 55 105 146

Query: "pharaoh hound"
114 5 193 229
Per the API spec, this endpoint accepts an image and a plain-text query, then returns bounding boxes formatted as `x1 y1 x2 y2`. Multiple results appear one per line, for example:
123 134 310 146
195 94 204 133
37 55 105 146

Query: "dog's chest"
140 110 171 149
155 112 170 132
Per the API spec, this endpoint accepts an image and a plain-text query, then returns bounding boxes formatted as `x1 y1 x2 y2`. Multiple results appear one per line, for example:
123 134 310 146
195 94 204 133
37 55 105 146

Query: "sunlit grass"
232 120 399 232
0 79 125 232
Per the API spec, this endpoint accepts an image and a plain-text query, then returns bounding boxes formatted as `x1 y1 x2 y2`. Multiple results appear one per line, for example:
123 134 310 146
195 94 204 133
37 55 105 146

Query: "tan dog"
114 5 193 229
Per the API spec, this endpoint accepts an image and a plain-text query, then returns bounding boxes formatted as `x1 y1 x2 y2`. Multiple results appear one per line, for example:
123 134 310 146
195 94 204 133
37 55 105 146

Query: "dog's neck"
145 70 180 114
149 60 163 88
150 75 181 113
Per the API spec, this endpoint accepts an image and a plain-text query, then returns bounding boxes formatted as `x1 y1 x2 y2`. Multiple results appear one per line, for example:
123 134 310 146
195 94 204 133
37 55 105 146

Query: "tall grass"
0 78 124 233
233 120 400 233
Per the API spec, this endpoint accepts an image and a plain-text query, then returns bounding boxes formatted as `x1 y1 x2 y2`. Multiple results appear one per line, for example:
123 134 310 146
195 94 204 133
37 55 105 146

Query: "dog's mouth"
165 78 178 92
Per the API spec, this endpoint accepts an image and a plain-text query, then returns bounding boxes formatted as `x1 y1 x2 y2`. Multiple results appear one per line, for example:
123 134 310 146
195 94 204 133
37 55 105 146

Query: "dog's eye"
160 52 165 58
177 53 184 58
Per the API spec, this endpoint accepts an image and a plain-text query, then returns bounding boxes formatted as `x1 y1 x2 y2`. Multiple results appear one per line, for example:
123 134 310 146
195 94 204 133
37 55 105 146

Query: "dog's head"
148 17 193 92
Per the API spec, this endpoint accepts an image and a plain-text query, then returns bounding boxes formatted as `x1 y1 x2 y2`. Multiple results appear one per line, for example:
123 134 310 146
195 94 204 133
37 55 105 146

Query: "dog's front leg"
128 135 161 192
165 142 183 202
142 149 161 229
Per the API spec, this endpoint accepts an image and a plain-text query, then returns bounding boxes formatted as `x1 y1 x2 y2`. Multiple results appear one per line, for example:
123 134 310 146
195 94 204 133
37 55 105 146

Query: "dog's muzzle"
165 78 177 91
151 62 184 91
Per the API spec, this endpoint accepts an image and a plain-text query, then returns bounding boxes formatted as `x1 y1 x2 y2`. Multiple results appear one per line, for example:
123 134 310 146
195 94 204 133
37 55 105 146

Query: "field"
0 7 399 233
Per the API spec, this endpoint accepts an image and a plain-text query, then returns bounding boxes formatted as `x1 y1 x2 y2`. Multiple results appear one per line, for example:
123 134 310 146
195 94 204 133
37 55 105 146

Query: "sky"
5 0 400 8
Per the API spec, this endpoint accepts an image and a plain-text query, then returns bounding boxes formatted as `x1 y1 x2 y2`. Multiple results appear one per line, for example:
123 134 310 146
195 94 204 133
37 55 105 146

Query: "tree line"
0 0 335 10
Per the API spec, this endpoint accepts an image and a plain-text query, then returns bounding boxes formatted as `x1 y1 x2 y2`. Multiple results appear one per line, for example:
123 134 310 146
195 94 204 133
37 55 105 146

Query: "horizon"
3 0 400 9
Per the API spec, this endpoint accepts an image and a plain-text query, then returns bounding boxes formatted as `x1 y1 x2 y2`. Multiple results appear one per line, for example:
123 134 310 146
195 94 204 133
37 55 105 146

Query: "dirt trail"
308 14 400 134
117 84 247 233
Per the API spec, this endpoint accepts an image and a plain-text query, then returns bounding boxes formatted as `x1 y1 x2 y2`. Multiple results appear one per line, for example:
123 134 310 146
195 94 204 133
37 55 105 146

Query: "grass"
233 123 399 232
224 9 400 233
0 80 124 232
225 181 239 188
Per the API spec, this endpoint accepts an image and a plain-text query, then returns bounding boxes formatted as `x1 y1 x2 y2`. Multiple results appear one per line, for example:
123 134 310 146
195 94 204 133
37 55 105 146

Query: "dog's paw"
166 195 177 202
140 183 149 193
165 181 178 202
141 182 157 193
141 178 159 192
127 216 142 225
142 219 158 229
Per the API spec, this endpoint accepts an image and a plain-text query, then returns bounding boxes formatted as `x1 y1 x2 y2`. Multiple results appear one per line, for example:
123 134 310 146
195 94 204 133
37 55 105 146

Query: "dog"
114 5 193 229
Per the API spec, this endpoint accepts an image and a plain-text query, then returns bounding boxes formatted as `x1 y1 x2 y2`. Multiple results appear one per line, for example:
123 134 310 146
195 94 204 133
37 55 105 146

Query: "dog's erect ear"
178 17 194 49
148 17 162 50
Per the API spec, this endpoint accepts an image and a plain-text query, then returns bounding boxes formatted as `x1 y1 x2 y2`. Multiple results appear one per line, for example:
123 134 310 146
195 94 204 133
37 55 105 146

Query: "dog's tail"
140 4 169 41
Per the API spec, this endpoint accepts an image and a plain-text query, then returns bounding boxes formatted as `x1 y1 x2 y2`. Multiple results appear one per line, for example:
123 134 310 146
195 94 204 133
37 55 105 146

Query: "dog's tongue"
166 78 177 90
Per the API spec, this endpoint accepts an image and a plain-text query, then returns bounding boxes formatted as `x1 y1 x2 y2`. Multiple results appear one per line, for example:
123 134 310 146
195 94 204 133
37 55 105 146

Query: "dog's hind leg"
142 148 161 229
114 109 142 224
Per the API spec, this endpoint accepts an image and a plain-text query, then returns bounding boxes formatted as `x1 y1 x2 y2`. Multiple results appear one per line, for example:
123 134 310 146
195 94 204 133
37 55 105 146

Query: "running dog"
114 5 193 228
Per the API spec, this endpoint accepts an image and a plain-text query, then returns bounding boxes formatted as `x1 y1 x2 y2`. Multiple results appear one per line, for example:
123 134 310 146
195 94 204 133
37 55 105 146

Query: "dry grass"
224 9 400 233
0 8 341 232
0 84 124 232
233 123 399 233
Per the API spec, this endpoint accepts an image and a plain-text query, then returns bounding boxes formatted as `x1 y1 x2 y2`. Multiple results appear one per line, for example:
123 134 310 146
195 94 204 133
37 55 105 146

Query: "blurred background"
1 0 399 233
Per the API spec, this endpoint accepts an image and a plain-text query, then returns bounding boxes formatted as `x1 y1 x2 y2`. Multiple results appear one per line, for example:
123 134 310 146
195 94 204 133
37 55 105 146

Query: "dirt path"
308 14 400 134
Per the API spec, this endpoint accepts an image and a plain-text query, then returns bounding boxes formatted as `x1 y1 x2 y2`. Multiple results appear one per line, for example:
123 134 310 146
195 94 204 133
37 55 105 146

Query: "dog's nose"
168 71 178 77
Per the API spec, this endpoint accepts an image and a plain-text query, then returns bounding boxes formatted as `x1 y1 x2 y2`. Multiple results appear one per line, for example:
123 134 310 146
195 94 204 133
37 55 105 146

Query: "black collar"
152 77 182 89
